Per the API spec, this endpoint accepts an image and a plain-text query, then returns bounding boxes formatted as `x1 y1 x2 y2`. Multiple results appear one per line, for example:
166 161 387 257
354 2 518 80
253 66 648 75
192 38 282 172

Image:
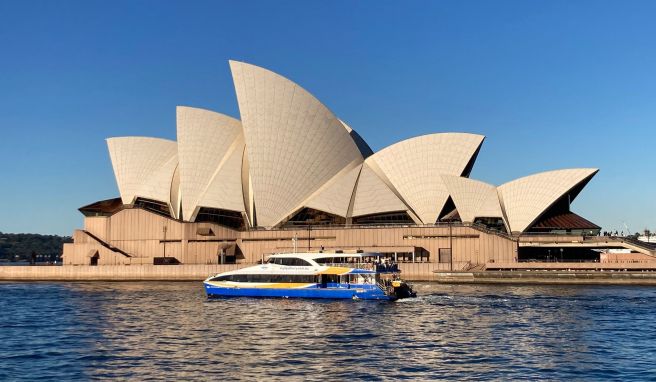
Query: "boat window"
210 275 232 281
315 256 360 264
267 257 312 266
213 274 318 283
291 258 312 266
322 274 340 284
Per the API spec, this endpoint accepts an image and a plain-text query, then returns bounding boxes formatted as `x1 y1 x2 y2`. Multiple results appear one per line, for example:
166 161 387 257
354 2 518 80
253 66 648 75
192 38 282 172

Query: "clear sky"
0 0 654 236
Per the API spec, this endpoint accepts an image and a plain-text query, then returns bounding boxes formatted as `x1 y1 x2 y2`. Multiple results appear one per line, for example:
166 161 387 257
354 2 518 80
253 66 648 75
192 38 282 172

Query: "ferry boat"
203 253 416 301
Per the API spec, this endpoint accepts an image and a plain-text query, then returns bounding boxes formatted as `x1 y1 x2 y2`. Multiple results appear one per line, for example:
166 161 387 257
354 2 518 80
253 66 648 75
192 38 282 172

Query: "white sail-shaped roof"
497 168 599 233
170 164 181 219
195 135 246 217
441 175 504 223
339 119 373 158
305 163 362 217
107 137 178 206
368 133 484 224
176 106 244 220
230 60 364 227
351 163 409 217
100 60 602 235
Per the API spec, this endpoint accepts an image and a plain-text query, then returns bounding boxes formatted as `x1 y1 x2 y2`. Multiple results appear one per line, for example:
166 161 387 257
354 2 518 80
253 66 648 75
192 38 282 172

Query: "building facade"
63 60 607 267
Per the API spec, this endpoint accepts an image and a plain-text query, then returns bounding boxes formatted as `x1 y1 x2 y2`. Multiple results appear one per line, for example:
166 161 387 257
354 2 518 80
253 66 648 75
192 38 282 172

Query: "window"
134 198 171 218
352 211 414 225
315 257 347 264
195 207 245 229
282 207 346 226
439 248 451 263
211 274 317 283
267 257 312 266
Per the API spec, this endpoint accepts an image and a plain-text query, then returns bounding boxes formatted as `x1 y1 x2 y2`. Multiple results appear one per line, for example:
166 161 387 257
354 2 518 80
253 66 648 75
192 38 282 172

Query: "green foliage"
0 232 72 262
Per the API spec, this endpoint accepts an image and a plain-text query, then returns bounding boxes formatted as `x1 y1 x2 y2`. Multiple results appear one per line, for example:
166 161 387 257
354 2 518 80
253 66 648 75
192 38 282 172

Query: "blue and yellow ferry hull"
203 282 393 300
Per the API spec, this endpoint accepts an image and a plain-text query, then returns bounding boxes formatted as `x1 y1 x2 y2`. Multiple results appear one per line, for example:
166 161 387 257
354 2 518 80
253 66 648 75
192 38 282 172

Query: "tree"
0 232 72 262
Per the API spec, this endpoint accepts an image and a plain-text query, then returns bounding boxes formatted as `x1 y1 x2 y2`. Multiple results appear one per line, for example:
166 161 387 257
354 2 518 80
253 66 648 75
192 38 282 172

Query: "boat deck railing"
321 262 375 270
320 262 401 273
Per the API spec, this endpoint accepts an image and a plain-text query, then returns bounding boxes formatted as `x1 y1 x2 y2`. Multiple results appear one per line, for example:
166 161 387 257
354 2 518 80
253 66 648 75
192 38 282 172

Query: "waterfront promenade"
0 263 440 281
3 262 656 284
435 271 656 285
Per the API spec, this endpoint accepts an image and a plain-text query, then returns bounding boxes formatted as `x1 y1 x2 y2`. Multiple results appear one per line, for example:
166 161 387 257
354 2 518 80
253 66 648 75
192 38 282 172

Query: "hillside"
0 232 72 262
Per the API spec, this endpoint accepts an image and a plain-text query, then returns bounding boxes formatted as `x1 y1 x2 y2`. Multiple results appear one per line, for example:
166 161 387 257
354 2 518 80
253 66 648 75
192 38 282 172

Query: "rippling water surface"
1 282 655 380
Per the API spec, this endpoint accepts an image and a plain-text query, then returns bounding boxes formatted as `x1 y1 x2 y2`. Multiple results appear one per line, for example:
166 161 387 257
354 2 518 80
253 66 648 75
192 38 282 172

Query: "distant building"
64 61 607 267
639 235 656 243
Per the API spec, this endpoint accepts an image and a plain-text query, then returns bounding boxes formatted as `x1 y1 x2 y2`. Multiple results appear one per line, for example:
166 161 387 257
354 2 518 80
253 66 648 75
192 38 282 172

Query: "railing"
318 262 401 273
255 221 516 240
580 236 656 254
96 205 632 248
518 231 598 236
251 221 460 231
467 222 515 240
377 279 393 296
620 236 656 250
519 259 604 263
320 262 374 270
461 261 487 271
97 204 519 242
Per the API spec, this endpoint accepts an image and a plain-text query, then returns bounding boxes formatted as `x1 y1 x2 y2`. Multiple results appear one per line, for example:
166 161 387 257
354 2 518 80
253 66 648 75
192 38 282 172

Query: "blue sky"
0 0 654 235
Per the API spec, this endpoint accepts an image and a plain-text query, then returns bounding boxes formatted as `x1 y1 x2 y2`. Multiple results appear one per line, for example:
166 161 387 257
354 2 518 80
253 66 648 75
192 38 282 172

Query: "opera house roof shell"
103 60 599 234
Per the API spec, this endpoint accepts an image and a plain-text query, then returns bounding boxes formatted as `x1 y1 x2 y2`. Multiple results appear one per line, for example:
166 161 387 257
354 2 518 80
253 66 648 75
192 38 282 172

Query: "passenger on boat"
374 260 399 273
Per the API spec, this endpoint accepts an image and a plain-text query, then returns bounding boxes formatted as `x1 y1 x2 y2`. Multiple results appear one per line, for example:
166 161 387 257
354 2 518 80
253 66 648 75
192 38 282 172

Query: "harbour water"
1 282 655 380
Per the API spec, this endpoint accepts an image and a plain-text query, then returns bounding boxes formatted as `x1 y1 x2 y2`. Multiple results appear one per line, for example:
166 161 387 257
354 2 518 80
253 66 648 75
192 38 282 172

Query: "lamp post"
449 221 453 271
307 224 311 251
162 225 167 258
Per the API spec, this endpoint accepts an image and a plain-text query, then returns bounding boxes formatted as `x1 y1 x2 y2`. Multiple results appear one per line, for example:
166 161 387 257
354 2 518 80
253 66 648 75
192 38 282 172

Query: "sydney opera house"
63 60 611 267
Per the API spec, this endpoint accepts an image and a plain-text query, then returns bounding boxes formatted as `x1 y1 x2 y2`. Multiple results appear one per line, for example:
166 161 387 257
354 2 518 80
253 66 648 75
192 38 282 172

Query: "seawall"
3 264 656 284
0 264 241 281
0 263 440 282
435 271 656 285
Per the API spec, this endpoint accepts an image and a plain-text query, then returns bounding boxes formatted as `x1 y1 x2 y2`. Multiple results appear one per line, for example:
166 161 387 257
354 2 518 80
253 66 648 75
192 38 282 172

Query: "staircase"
462 262 486 271
83 230 131 258
582 236 656 257
615 237 656 254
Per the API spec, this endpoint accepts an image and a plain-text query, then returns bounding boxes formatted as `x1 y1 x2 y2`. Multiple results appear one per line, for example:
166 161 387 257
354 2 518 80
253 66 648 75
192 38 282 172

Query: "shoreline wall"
0 264 241 281
0 264 439 281
3 263 656 283
435 271 656 285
